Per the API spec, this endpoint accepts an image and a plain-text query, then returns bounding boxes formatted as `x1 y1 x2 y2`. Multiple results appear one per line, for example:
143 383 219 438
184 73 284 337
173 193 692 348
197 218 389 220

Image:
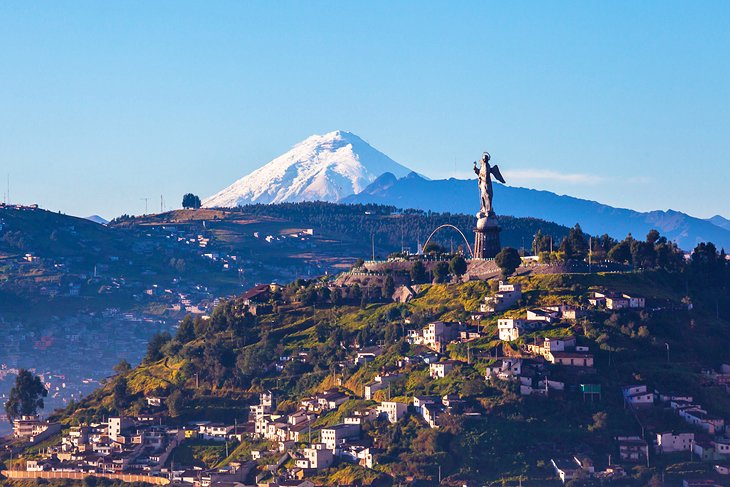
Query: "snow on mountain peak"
203 131 412 207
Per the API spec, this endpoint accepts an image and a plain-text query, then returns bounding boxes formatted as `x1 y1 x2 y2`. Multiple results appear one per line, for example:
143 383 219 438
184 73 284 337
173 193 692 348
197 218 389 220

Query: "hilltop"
29 244 730 486
0 203 568 426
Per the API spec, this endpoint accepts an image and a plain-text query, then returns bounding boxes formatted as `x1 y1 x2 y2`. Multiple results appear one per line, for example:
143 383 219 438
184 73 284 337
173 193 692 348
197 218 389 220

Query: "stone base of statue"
474 212 501 259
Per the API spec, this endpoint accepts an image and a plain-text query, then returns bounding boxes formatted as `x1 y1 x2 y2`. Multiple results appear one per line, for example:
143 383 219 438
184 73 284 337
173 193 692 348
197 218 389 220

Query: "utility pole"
371 233 375 261
589 236 592 273
141 197 150 215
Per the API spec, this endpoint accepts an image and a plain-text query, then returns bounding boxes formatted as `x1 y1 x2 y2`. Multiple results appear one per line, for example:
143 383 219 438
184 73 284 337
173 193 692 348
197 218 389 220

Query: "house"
145 396 164 408
12 415 56 439
301 389 349 412
551 458 581 484
242 284 271 306
617 436 648 462
622 385 655 408
526 307 561 323
429 360 461 378
107 417 134 442
411 321 466 353
656 432 694 453
591 291 645 310
547 351 594 367
363 374 401 400
485 358 522 380
682 480 721 487
355 346 383 365
392 285 417 303
413 396 438 415
296 443 333 470
497 319 530 341
561 306 587 321
526 336 577 358
377 401 408 424
679 408 725 435
251 390 276 420
422 403 441 428
480 281 522 313
199 423 234 441
320 423 360 451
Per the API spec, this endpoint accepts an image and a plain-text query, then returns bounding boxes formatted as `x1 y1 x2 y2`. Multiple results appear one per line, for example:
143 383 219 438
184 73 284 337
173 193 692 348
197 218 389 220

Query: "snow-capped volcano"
203 131 413 207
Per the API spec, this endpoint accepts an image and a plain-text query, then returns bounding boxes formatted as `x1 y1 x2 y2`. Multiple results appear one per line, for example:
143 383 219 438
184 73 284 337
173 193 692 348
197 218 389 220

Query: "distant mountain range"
343 172 730 250
204 130 730 250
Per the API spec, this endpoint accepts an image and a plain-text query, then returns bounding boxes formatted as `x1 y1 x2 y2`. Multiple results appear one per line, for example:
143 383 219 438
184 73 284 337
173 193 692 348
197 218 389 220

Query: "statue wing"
491 165 506 184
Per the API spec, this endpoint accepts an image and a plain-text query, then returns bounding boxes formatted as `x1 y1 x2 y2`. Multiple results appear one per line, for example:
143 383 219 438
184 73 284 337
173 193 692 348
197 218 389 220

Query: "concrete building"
320 423 360 451
377 401 408 424
656 432 695 453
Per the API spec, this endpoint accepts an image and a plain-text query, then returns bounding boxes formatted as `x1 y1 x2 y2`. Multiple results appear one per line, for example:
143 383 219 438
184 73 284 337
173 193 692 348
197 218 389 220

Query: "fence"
2 470 170 485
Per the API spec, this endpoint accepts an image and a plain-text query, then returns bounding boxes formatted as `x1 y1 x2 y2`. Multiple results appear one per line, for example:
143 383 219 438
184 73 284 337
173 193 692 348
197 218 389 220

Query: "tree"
113 377 130 412
144 331 172 363
432 262 450 283
5 369 48 420
560 224 588 261
113 360 131 375
410 260 427 284
182 193 202 209
423 242 445 255
176 315 196 343
166 389 185 417
382 275 395 299
449 255 468 279
588 411 607 432
608 240 632 264
495 247 521 278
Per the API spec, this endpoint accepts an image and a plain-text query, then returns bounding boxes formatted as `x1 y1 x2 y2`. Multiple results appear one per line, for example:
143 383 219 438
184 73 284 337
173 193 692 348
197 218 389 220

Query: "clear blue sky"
1 1 729 219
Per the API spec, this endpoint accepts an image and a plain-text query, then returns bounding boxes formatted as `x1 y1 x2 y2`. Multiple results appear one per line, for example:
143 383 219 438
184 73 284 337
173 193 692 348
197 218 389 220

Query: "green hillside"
39 251 730 485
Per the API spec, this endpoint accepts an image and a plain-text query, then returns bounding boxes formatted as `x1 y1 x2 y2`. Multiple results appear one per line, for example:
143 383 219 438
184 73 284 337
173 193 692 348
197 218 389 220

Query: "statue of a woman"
473 152 506 217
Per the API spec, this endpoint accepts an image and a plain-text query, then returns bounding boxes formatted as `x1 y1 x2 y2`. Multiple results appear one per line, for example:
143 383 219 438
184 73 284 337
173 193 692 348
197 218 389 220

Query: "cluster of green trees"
4 368 48 420
182 193 202 209
534 225 686 270
407 255 468 284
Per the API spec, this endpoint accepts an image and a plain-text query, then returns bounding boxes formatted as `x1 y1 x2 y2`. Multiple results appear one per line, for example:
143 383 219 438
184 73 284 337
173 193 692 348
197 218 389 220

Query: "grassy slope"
50 269 730 485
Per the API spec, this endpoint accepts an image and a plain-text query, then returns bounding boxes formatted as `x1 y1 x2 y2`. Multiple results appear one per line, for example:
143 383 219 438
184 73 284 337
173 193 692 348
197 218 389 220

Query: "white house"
320 423 360 451
622 385 655 408
656 432 694 453
497 319 529 341
429 360 460 378
481 281 522 313
485 358 522 380
377 401 408 424
296 443 333 470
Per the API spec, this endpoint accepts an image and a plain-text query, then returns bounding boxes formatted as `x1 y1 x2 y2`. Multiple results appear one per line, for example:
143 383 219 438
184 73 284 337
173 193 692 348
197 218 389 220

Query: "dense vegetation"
42 232 730 485
220 202 571 255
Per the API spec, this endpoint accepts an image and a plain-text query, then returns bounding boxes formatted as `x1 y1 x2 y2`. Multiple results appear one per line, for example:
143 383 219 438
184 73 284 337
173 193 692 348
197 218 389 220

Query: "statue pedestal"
474 213 501 259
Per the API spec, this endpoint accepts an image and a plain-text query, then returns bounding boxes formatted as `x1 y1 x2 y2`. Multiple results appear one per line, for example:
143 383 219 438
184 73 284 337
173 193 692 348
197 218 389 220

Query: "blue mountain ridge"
342 172 730 251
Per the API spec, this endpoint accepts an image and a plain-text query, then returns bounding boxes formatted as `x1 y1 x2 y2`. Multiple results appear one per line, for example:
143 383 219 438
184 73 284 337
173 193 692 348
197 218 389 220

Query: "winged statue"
473 152 505 217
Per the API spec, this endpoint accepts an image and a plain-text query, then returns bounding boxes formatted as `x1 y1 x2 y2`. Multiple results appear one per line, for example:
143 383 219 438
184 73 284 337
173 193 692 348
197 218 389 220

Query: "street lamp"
665 342 670 364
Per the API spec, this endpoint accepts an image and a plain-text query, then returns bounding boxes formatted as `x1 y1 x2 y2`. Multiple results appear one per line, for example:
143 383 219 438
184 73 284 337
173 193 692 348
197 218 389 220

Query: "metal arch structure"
422 224 474 258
